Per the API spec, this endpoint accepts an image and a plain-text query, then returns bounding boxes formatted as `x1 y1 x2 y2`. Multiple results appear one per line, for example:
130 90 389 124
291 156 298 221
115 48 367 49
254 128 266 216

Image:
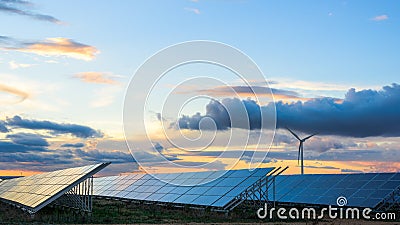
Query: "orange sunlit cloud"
177 85 311 103
74 72 120 85
0 83 29 104
15 37 99 61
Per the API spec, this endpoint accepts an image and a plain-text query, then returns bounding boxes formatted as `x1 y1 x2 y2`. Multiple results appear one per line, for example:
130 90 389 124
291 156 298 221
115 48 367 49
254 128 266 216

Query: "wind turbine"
286 127 316 175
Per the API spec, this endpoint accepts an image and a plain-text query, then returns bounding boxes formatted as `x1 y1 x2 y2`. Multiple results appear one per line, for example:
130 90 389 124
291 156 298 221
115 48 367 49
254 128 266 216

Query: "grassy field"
0 199 398 224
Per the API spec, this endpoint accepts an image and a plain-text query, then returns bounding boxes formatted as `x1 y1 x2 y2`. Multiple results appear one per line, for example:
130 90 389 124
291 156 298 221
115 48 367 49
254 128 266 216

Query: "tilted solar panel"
0 162 110 214
268 173 400 208
93 167 274 209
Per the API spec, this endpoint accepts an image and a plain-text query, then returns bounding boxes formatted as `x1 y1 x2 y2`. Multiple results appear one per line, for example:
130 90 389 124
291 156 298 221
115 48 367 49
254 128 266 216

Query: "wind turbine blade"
303 133 317 141
286 127 301 141
297 143 301 164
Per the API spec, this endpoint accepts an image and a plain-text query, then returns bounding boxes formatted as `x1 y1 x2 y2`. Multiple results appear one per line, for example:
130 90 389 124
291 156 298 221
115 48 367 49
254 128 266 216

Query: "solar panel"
93 167 274 209
268 173 400 208
0 162 109 214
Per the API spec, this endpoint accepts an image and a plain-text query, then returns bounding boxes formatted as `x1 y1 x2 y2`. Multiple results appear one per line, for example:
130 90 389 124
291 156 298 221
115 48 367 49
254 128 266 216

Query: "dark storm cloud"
6 115 103 138
0 121 8 132
0 141 48 153
6 132 49 146
341 168 363 173
74 149 134 164
177 84 400 137
177 98 259 130
0 150 74 165
0 147 136 171
275 83 400 137
0 0 62 24
60 142 85 148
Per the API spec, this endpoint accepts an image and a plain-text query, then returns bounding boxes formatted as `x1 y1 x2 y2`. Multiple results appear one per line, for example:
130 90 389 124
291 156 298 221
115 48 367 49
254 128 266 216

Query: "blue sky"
0 0 399 175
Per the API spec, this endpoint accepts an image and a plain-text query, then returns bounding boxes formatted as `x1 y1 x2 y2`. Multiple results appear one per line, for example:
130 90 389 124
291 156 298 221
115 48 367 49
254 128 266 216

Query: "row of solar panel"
0 163 104 209
267 173 400 208
93 168 273 208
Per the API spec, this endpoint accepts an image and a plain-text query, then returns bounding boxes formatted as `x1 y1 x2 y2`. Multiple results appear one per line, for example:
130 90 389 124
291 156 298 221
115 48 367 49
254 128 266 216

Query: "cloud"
184 7 200 14
275 83 400 137
0 84 29 104
177 83 400 137
9 60 35 69
60 142 85 148
6 37 99 61
304 137 357 153
0 0 62 24
186 85 310 102
0 121 9 132
74 72 120 85
152 142 164 153
0 150 73 167
6 115 103 138
6 132 49 147
341 168 363 173
0 141 48 153
74 149 134 164
187 148 400 163
0 83 29 104
371 14 388 21
303 165 339 170
0 142 135 172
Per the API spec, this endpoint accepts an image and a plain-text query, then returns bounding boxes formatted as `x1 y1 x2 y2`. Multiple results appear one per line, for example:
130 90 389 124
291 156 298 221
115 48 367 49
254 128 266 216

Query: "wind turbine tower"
286 127 316 175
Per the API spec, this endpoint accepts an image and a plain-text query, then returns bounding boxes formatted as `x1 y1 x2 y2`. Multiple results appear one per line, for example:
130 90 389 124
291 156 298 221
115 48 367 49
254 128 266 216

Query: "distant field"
0 199 398 224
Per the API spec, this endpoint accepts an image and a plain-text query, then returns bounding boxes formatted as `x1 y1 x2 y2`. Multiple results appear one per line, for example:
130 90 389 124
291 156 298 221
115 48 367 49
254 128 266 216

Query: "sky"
0 0 399 176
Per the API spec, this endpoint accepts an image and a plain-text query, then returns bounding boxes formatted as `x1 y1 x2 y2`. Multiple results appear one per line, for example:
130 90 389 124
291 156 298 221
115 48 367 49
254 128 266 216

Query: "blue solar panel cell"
347 197 365 206
173 194 199 204
370 189 392 199
215 177 242 187
158 193 180 202
169 186 192 194
185 186 210 195
352 189 372 198
227 169 252 178
251 167 274 177
238 176 260 187
191 195 219 206
381 181 400 189
363 180 384 189
361 198 382 208
390 173 400 181
211 196 234 207
124 191 140 199
157 185 176 194
146 193 166 201
207 171 226 179
372 173 395 181
203 186 230 196
115 190 130 198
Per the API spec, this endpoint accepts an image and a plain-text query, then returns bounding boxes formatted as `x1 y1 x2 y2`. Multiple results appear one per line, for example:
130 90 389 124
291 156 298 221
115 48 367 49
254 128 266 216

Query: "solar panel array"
268 173 400 208
0 163 109 213
94 168 274 209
